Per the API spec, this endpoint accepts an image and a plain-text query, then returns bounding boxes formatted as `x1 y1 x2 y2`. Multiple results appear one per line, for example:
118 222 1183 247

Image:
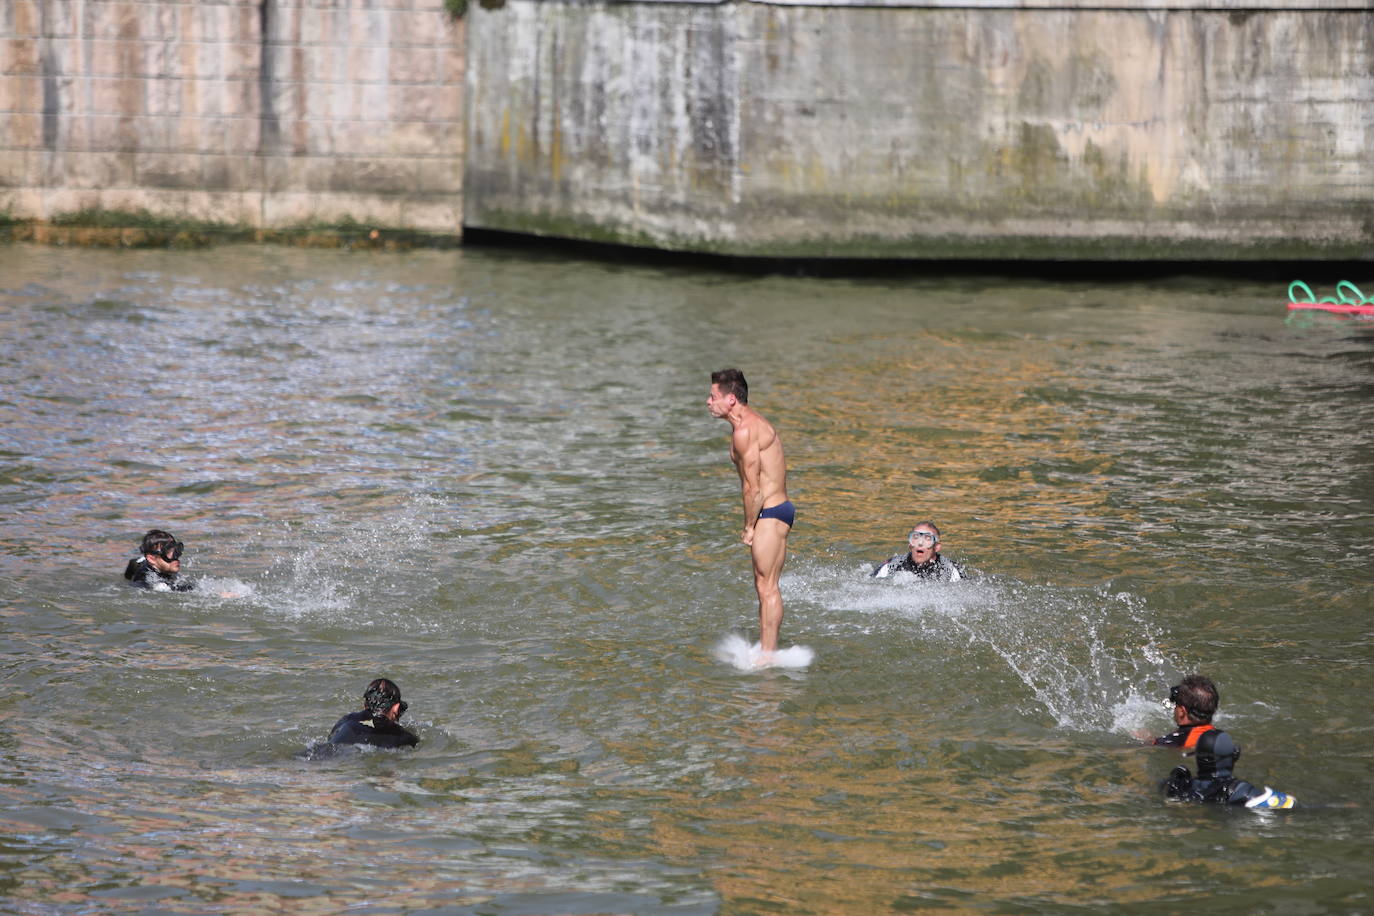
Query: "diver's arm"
1133 728 1184 746
735 425 764 545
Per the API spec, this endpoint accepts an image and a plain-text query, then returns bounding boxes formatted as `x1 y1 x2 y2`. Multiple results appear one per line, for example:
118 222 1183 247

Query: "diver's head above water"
1166 674 1218 726
363 677 408 722
908 522 942 562
140 529 184 575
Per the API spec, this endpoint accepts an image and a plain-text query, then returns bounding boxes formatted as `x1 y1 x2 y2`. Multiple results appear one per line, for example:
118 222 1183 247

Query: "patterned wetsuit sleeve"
872 555 902 578
938 556 966 582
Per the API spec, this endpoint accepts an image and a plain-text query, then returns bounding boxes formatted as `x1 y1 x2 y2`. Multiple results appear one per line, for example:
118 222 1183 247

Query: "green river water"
1 243 1371 914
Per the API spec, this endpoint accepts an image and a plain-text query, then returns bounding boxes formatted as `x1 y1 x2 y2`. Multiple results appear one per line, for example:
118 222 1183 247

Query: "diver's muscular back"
731 407 787 511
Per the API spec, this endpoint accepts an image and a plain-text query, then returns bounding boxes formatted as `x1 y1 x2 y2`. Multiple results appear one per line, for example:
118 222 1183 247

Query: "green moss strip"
1 209 460 250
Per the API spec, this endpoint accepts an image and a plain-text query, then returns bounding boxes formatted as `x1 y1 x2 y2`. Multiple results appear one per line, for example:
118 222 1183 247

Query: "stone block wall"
1 0 464 233
464 0 1374 260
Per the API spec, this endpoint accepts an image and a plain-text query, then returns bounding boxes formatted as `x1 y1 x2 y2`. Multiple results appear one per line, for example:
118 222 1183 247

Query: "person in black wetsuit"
1137 674 1294 809
327 678 419 750
871 522 966 581
123 529 194 592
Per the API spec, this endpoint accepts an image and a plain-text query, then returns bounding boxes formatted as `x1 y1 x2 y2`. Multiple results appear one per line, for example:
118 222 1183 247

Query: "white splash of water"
252 495 447 624
790 561 1177 733
713 633 815 671
193 577 256 600
1108 691 1168 736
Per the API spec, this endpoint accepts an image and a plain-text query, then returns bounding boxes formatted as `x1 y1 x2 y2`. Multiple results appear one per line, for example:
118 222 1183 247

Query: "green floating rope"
1288 280 1374 309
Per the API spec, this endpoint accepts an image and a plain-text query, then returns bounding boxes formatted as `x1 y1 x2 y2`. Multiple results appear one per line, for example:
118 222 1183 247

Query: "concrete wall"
464 0 1374 260
1 0 465 233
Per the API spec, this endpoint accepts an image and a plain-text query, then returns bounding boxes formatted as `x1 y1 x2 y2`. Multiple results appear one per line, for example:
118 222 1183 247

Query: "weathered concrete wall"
1 0 464 232
465 0 1374 259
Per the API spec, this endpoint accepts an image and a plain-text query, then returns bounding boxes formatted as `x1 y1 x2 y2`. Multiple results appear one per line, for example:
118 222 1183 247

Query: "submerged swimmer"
708 368 794 659
123 529 194 592
326 678 419 750
872 522 966 582
1136 674 1294 809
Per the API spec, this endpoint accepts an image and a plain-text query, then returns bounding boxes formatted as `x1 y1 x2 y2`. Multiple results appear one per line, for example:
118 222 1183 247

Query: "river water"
1 242 1370 914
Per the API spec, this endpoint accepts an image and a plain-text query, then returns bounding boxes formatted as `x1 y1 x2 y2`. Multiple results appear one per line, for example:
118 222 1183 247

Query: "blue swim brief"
757 500 796 527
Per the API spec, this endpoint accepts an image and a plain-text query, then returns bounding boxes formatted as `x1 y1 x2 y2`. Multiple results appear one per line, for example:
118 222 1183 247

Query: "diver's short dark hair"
140 529 179 557
1174 674 1218 722
711 368 748 404
363 678 403 715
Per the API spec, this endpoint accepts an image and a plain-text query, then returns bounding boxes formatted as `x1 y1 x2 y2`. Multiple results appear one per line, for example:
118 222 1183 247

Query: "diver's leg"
751 518 789 654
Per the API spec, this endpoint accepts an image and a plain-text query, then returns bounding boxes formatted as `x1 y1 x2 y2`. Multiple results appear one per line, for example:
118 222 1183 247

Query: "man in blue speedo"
708 368 794 659
1138 674 1294 809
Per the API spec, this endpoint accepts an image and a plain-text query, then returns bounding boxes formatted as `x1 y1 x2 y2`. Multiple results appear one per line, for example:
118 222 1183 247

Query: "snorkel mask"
1164 684 1182 711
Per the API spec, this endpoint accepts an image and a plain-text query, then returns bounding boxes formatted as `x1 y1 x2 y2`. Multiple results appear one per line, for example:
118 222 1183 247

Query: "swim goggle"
156 541 184 562
908 531 939 545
